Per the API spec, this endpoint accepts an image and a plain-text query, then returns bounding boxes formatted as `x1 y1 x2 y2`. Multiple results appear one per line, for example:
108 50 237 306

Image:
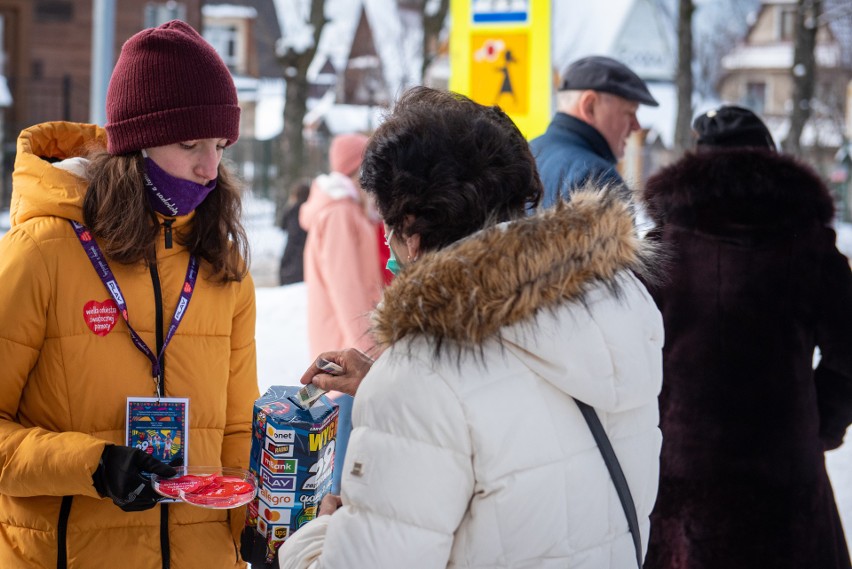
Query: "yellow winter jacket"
0 122 259 568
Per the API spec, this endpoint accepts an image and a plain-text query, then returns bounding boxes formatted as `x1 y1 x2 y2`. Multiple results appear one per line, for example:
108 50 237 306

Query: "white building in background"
718 0 852 151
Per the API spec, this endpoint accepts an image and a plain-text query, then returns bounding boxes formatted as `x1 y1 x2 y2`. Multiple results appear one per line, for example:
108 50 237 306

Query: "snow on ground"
837 220 852 259
245 196 852 549
242 192 286 288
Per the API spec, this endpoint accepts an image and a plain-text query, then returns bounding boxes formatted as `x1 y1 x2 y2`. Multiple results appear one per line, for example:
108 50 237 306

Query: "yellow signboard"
449 0 551 139
471 33 528 115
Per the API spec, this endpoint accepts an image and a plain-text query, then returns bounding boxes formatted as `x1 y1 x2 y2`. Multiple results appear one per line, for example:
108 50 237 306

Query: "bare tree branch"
674 0 695 154
782 0 822 156
420 0 450 82
278 0 328 193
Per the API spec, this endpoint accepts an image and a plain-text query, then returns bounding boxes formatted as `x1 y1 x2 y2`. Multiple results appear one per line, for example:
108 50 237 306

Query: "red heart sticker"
83 300 119 336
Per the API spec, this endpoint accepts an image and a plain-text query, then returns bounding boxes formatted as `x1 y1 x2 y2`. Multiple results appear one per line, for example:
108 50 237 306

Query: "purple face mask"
142 153 217 217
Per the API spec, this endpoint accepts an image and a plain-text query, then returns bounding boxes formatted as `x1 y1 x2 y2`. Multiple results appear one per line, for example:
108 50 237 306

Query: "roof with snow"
205 0 283 78
552 0 675 81
298 0 422 96
723 0 852 69
202 4 258 19
260 0 424 137
722 43 843 69
258 0 733 147
552 0 678 145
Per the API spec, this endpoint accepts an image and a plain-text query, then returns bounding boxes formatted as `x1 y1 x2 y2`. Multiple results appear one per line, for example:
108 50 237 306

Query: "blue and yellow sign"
450 0 551 139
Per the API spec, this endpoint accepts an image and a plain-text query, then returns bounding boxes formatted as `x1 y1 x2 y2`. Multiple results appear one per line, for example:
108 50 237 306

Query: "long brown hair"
82 149 250 283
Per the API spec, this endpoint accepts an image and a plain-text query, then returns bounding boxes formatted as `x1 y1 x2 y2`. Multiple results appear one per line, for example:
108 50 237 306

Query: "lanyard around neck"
69 220 199 397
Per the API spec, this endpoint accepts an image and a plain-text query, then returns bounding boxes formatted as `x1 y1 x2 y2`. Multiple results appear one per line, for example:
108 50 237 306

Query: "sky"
239 194 852 550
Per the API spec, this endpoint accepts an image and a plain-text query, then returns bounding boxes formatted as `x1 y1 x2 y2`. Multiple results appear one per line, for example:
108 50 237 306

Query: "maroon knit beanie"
105 20 240 155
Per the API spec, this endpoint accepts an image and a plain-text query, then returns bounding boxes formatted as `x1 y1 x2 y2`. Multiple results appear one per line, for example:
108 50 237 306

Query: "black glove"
92 445 177 512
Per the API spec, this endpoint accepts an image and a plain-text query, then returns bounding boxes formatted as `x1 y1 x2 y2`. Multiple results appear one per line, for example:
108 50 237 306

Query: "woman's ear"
405 233 421 262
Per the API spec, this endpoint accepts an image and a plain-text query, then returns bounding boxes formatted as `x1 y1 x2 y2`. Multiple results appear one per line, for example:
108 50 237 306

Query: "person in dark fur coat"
640 105 852 569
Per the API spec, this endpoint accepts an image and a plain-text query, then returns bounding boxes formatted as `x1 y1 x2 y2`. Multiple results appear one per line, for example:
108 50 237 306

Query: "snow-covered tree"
275 0 327 190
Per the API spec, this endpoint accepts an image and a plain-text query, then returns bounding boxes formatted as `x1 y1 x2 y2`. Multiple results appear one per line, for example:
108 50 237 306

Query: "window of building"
31 60 44 80
35 1 74 23
204 24 239 71
744 82 767 114
144 2 187 28
780 8 796 41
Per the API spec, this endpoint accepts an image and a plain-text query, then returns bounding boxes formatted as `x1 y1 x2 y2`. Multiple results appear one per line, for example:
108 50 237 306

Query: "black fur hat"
693 105 775 150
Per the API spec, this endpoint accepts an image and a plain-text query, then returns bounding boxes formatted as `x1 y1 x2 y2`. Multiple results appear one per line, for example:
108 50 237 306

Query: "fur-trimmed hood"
372 187 653 350
641 148 835 230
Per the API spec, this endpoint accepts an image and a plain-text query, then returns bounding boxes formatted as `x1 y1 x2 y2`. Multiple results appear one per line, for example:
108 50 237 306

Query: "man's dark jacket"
640 147 852 569
530 112 624 208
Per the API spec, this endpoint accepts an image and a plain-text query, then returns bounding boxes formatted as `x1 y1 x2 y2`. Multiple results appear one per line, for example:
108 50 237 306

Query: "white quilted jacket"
280 190 664 569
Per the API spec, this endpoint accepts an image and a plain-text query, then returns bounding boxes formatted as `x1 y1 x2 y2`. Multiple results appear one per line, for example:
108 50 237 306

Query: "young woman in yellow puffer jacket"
0 20 258 568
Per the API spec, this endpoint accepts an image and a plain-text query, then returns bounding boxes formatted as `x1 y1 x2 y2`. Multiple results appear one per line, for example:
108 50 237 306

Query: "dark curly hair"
360 87 542 252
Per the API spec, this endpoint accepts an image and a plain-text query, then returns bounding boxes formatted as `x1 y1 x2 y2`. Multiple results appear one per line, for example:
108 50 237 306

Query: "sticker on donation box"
126 397 189 469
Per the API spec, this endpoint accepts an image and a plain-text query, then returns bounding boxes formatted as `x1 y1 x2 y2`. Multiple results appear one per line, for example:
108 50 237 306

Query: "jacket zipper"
148 260 170 569
163 219 174 249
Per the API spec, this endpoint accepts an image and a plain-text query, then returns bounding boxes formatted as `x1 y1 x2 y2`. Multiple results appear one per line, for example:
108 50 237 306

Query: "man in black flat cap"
530 55 659 208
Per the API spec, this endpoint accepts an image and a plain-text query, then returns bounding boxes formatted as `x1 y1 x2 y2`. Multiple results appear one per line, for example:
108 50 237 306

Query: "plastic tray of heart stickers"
152 466 257 509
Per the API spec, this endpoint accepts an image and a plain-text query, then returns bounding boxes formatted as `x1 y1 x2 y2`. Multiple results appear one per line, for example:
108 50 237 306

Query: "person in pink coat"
299 132 384 492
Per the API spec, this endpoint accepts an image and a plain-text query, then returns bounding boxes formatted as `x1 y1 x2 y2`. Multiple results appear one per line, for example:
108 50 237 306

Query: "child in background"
278 179 311 285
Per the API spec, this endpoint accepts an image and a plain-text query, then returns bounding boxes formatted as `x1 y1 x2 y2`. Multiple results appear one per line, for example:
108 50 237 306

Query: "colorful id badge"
126 397 189 468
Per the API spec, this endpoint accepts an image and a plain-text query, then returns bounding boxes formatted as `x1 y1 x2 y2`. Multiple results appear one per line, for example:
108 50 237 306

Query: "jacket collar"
642 148 835 229
549 113 617 165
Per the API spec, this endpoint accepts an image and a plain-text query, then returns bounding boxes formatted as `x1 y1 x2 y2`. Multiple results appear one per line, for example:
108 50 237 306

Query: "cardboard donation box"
241 385 338 565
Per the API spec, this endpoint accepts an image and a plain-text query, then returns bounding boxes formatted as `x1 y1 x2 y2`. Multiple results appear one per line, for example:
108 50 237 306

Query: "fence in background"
226 132 332 204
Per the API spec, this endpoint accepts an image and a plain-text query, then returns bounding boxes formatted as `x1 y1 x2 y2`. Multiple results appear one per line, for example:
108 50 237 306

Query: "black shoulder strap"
574 398 643 569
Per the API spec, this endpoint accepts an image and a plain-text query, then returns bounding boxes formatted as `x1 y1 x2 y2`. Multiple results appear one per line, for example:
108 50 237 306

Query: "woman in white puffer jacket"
280 86 664 569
